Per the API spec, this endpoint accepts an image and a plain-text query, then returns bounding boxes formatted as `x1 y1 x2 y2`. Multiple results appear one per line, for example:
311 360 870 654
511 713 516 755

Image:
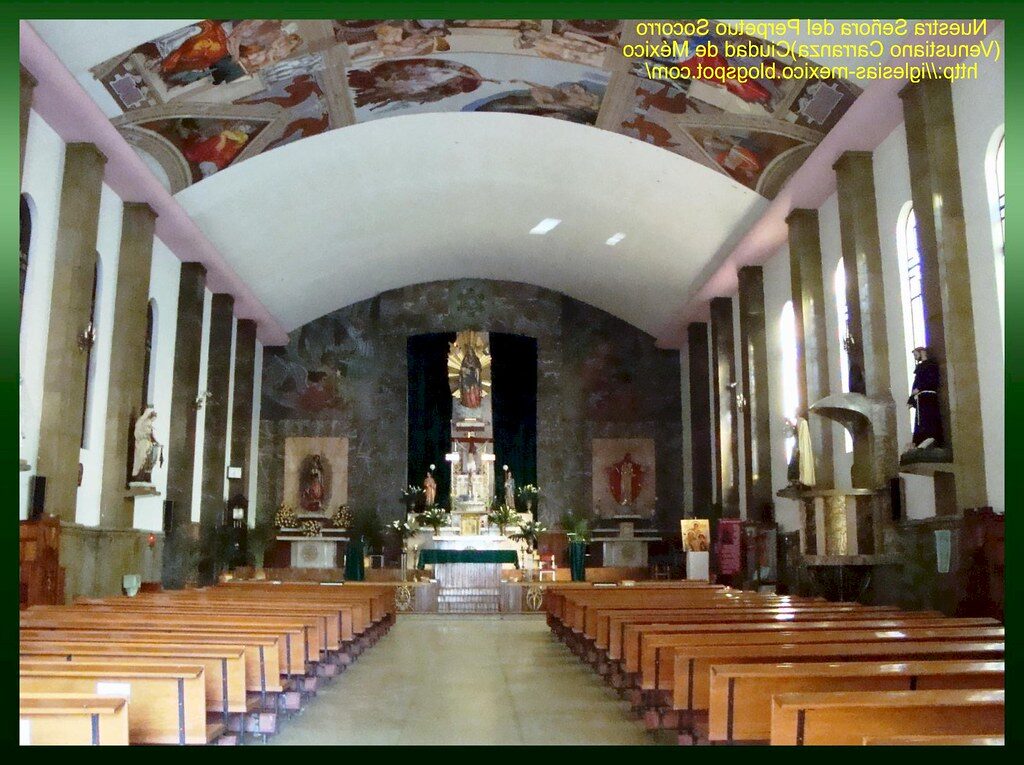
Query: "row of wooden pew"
544 582 1005 745
19 581 396 745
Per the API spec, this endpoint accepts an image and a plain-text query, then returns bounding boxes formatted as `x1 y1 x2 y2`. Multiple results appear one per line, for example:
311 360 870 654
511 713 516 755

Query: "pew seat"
770 689 1005 745
708 660 1005 743
19 661 209 744
19 693 129 745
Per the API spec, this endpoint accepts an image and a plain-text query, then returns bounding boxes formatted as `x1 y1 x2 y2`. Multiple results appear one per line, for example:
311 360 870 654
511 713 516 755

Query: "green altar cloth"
417 549 519 568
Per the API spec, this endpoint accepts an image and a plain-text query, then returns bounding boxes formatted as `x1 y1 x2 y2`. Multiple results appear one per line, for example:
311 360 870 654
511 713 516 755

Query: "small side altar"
591 514 660 567
276 528 349 569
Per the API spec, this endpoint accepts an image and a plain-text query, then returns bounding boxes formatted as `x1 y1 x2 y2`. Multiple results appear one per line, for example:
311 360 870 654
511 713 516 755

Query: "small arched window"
833 260 853 453
779 300 799 463
19 193 32 324
897 204 928 390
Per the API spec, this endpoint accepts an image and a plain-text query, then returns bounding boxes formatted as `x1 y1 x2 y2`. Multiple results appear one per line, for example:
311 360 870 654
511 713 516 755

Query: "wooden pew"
20 693 129 745
862 734 1005 745
770 689 1005 745
708 660 1005 744
669 640 1005 738
19 662 212 744
21 630 283 696
596 604 919 657
20 644 247 722
22 610 309 678
640 623 1004 690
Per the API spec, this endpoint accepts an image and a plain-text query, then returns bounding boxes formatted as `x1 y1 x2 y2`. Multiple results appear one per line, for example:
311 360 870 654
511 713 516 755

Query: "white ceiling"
31 20 200 72
175 111 767 341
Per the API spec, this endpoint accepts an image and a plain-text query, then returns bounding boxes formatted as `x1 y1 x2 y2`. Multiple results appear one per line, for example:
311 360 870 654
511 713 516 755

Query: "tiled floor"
270 614 657 745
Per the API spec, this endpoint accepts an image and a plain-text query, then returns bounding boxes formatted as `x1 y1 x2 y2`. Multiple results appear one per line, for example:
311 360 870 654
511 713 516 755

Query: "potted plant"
510 518 548 553
420 505 450 536
487 503 519 536
560 509 591 582
246 521 277 571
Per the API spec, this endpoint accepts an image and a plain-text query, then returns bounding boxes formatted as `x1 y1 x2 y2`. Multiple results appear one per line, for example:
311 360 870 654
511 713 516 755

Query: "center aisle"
270 614 657 745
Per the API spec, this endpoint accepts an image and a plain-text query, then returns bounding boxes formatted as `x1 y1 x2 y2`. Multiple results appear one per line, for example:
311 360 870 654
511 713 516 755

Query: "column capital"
66 141 109 166
785 207 818 226
832 150 874 174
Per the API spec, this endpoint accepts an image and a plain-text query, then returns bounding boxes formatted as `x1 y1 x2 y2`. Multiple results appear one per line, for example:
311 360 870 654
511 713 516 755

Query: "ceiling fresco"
90 19 862 196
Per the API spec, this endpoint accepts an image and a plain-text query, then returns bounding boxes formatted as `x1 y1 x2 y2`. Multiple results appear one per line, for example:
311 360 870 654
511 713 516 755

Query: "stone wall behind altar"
258 279 683 529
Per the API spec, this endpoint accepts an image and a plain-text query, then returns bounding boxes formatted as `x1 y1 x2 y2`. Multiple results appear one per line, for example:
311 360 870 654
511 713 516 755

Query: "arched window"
833 260 853 452
779 301 799 463
80 260 99 449
142 299 156 408
897 204 927 389
19 193 32 325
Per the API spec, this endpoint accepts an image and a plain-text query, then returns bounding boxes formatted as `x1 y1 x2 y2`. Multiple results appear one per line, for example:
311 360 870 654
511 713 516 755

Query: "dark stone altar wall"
258 279 683 530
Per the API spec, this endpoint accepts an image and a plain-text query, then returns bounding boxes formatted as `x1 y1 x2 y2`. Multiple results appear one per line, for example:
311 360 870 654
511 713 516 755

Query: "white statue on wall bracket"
129 407 164 486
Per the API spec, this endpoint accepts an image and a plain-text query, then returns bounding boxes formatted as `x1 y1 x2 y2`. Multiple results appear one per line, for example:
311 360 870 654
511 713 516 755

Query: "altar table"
417 549 519 567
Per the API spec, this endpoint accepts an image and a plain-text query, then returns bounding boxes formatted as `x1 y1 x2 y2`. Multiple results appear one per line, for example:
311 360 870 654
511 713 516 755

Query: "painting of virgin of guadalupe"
347 58 493 111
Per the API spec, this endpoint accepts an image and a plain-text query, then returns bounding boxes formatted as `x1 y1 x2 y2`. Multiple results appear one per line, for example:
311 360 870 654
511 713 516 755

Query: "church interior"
18 17 1005 746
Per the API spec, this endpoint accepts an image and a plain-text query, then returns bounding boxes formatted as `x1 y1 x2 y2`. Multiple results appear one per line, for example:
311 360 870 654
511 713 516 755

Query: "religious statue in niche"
907 346 943 449
503 465 516 508
447 330 491 409
299 454 329 513
608 453 644 507
423 465 437 507
130 407 164 485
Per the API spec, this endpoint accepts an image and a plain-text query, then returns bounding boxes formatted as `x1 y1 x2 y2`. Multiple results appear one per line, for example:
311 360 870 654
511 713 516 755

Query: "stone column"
834 151 899 490
786 209 834 487
36 143 107 521
228 319 257 499
687 322 713 517
162 263 205 588
900 79 987 510
710 297 739 517
164 264 206 523
20 65 37 182
738 266 773 521
198 294 235 583
99 203 158 527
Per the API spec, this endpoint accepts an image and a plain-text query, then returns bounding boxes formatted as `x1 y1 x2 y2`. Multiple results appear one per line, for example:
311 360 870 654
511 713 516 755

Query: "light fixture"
482 453 496 463
605 232 626 246
445 452 460 463
529 218 561 235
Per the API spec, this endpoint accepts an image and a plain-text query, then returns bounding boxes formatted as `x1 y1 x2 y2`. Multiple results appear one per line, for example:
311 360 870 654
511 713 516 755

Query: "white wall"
19 111 65 519
75 184 123 526
132 238 181 531
952 23 1005 513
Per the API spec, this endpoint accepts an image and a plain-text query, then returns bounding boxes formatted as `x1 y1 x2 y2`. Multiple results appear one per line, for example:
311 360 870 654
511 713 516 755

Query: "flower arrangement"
517 484 539 512
274 504 298 529
401 485 425 511
389 518 417 542
487 503 520 536
420 505 450 536
510 518 548 552
300 519 322 538
331 504 353 529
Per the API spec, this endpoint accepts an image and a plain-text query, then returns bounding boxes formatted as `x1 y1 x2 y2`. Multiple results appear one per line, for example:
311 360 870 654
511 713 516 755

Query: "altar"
417 535 521 613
